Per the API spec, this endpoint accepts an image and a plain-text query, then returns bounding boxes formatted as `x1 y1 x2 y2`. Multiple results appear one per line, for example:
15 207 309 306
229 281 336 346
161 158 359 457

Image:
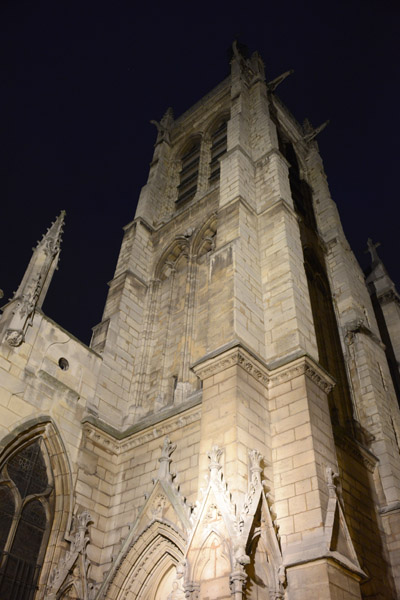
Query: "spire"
0 211 65 347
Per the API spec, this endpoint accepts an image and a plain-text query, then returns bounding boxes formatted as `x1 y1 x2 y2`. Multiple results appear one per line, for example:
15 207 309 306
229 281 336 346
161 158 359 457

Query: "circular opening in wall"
58 357 69 371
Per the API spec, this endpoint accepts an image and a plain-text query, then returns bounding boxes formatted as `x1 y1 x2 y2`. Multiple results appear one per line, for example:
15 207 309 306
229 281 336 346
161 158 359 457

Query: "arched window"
0 437 54 600
209 120 227 184
177 139 201 204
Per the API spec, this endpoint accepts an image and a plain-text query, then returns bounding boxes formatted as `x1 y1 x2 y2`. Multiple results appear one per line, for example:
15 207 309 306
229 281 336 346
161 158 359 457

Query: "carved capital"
208 445 223 479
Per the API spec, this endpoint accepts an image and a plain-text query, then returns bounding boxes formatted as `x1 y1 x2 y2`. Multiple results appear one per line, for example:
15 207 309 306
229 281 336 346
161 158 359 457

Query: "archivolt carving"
186 446 284 597
103 521 186 600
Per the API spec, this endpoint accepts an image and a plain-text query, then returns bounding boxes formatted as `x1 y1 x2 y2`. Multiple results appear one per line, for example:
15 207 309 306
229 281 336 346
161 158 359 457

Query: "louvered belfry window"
177 139 201 204
0 438 54 600
209 120 227 183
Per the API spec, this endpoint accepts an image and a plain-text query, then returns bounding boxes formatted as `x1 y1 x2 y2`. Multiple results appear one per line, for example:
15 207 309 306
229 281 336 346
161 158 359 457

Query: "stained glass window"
0 438 54 600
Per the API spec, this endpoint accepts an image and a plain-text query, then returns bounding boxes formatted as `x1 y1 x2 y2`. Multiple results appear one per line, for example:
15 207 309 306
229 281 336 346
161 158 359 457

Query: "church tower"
1 45 400 599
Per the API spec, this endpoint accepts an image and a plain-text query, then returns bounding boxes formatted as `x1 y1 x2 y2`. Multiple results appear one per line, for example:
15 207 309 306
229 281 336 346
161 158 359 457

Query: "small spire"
0 211 66 347
36 210 66 256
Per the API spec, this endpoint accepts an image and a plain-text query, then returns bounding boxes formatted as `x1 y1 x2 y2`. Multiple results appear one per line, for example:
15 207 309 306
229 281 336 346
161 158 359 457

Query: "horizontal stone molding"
82 405 201 456
268 354 335 394
192 342 269 385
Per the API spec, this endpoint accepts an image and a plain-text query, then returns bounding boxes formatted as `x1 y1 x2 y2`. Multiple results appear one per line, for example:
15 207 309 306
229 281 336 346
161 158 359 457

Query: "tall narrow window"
0 438 54 600
209 120 227 184
177 139 201 204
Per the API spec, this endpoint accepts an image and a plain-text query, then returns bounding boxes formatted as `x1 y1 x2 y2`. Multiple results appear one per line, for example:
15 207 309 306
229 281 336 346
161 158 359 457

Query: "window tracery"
0 437 54 600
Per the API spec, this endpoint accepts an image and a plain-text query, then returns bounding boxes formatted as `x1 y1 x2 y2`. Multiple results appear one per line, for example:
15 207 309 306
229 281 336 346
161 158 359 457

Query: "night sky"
1 1 399 345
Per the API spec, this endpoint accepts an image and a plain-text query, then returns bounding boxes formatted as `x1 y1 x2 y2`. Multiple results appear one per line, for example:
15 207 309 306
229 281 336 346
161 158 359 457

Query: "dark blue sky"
1 1 399 344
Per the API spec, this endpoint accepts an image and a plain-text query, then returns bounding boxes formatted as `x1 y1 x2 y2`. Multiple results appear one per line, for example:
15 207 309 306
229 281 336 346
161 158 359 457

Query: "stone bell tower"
86 44 400 599
1 44 400 600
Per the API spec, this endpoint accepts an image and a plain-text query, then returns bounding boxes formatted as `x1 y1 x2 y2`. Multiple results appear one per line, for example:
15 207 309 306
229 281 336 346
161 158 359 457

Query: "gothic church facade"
1 46 400 599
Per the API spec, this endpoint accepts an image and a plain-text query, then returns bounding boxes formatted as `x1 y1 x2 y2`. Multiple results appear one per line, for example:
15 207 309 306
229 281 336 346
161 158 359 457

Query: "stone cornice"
82 403 201 456
268 354 335 394
192 345 336 394
192 342 269 385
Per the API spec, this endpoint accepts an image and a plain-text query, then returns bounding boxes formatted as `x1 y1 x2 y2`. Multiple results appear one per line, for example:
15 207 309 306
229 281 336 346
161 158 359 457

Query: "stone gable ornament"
46 510 94 600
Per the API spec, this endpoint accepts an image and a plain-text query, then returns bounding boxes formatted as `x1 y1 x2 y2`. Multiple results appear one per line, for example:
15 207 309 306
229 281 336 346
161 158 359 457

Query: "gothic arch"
0 416 73 599
192 213 218 257
104 520 185 600
172 133 202 163
192 529 231 582
203 111 230 139
58 580 80 599
155 237 190 281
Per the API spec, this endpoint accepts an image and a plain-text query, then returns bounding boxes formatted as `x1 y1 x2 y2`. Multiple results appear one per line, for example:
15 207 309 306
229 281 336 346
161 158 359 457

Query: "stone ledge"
82 399 202 455
192 340 269 385
268 353 335 394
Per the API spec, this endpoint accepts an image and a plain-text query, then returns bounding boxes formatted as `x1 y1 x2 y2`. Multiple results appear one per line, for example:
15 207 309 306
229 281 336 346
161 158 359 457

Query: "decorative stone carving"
267 69 294 92
268 355 335 393
5 328 25 347
158 436 177 481
192 345 269 385
149 493 167 519
46 510 93 600
302 118 330 144
184 581 200 599
150 107 174 145
326 466 339 498
4 212 65 347
323 466 365 574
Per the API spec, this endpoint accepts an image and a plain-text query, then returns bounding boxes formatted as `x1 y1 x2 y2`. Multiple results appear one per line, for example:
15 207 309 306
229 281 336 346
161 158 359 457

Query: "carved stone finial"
207 445 223 475
326 466 339 498
41 210 66 257
46 508 92 600
365 238 381 265
249 449 263 485
161 436 176 458
150 107 174 145
158 436 176 481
